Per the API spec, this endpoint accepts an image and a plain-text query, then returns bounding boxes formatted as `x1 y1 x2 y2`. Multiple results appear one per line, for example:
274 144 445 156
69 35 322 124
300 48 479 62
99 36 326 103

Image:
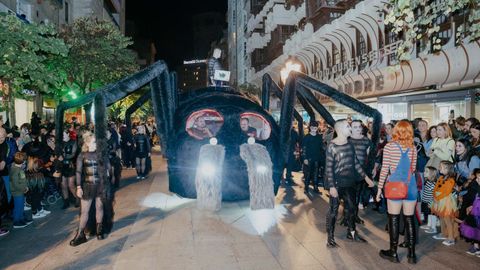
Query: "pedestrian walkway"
0 154 478 269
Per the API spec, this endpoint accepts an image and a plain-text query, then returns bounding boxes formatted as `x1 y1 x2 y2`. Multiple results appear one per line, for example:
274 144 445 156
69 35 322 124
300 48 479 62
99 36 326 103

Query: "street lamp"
280 61 302 85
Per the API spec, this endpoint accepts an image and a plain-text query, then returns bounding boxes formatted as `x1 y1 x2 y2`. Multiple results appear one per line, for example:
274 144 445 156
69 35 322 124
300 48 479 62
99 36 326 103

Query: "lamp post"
280 60 302 86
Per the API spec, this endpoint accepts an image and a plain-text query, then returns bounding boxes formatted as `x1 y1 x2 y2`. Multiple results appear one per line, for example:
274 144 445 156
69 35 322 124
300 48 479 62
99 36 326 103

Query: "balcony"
306 0 352 31
251 0 269 16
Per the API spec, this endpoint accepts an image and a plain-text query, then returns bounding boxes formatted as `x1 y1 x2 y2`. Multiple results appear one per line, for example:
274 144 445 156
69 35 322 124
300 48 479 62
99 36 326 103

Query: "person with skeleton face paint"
349 120 373 224
325 119 374 248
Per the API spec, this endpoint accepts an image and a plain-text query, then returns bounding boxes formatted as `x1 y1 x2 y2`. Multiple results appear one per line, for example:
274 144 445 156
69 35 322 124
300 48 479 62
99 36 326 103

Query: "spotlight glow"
280 61 302 84
256 165 268 174
199 162 216 177
209 137 218 145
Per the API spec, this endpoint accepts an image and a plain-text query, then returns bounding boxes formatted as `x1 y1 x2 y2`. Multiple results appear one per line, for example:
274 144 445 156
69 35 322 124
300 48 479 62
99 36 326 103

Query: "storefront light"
280 61 301 84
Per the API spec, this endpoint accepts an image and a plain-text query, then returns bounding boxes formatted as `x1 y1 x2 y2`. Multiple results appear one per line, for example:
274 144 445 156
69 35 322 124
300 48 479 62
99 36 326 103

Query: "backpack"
5 138 18 166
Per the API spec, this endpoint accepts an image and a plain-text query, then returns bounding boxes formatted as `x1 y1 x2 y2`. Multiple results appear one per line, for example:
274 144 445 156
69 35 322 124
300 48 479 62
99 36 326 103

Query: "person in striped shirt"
376 120 418 264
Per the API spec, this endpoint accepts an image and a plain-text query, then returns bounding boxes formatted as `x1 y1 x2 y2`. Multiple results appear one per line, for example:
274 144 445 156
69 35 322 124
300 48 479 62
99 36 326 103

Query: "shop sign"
315 41 401 80
21 89 36 96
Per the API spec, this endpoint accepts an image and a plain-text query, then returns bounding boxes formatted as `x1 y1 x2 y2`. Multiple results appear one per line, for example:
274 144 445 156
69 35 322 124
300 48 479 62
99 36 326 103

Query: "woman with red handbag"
376 120 418 264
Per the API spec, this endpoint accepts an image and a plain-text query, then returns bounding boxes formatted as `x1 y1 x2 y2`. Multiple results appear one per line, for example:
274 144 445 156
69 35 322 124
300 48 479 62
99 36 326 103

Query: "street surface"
0 153 478 270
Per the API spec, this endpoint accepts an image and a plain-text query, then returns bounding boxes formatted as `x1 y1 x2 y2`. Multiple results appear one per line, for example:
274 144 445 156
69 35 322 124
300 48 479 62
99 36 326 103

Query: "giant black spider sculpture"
55 61 382 202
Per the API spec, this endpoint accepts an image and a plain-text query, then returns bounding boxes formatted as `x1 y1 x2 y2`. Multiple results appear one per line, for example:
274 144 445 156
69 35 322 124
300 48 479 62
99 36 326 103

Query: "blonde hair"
436 122 452 139
439 160 455 178
424 166 438 181
27 156 40 172
81 131 95 152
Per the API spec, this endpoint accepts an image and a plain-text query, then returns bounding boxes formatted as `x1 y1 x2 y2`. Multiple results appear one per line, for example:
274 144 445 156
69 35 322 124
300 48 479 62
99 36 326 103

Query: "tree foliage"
0 13 68 99
108 88 153 121
59 18 138 97
384 0 480 61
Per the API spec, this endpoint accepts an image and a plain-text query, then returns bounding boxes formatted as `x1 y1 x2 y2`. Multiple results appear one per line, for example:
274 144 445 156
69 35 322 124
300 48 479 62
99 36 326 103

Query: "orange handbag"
384 150 413 200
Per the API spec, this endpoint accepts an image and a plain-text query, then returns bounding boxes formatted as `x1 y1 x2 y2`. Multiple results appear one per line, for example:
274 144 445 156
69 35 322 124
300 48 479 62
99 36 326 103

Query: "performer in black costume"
133 125 151 179
349 120 373 224
107 130 122 188
325 119 374 248
302 121 324 194
70 132 111 246
61 130 77 209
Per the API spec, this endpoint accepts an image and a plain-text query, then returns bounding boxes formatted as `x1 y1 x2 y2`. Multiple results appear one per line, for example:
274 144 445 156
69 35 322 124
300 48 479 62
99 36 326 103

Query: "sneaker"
13 221 31 229
419 225 431 230
425 228 437 234
136 176 141 180
32 212 47 219
0 228 9 237
24 205 31 211
358 203 364 210
40 209 51 215
466 246 480 255
433 234 447 240
442 240 455 246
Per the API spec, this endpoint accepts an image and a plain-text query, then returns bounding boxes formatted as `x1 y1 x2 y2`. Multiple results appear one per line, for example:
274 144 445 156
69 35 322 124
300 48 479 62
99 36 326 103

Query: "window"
240 112 272 140
330 12 342 20
186 109 224 140
357 31 367 70
434 14 452 47
65 2 69 23
385 26 398 65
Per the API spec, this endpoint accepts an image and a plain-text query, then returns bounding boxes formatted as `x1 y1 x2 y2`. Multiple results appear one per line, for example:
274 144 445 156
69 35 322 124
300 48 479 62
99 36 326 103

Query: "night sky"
126 0 228 69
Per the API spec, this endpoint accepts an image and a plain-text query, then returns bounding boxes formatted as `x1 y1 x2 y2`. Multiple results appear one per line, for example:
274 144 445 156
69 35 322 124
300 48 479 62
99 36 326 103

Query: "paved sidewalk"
0 154 479 269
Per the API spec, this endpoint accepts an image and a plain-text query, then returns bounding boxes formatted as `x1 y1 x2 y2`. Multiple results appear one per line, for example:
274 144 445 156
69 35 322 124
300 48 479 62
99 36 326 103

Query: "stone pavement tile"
262 235 320 269
114 257 157 270
193 242 238 267
232 241 275 259
237 258 282 270
279 219 326 244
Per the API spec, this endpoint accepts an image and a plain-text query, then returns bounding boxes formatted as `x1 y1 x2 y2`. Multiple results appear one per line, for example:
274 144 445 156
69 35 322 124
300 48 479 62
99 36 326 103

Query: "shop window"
186 109 224 140
240 112 272 140
375 75 384 91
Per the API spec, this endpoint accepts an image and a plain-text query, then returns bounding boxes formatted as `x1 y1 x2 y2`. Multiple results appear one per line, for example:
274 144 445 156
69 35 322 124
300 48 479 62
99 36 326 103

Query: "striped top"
349 137 373 169
378 142 417 189
421 180 435 204
325 142 366 189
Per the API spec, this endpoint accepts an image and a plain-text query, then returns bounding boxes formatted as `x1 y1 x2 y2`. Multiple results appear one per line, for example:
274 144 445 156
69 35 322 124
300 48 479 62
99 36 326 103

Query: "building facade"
0 0 125 32
232 0 480 124
177 60 208 92
0 0 126 125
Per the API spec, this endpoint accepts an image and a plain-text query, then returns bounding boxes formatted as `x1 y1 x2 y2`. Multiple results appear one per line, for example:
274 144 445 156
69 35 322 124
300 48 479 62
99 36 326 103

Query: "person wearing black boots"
107 130 122 189
60 130 78 209
133 125 151 180
376 120 418 264
70 132 110 246
302 121 324 194
325 120 374 248
349 120 373 224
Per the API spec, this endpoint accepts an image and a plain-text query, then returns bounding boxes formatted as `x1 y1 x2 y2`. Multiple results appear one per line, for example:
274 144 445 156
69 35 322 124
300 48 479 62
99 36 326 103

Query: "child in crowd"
9 152 32 228
420 166 438 233
459 168 480 256
431 161 458 246
26 156 50 219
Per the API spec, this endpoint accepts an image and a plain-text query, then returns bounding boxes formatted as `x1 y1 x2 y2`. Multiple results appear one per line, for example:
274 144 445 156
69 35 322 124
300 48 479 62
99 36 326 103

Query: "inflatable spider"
55 61 382 201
